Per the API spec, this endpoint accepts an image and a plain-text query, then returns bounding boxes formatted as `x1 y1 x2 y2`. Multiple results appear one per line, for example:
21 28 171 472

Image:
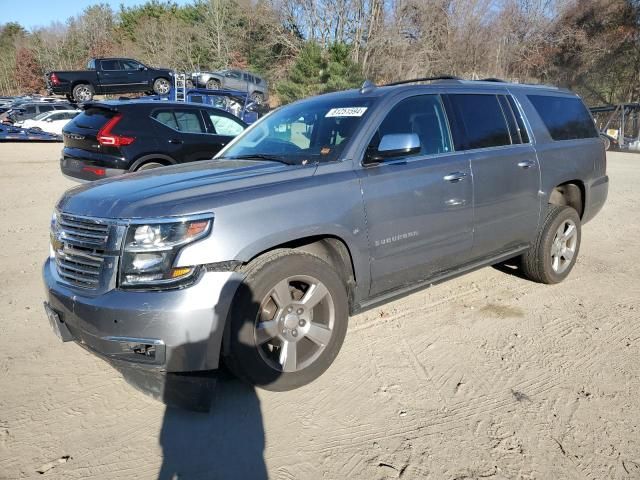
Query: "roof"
307 78 572 103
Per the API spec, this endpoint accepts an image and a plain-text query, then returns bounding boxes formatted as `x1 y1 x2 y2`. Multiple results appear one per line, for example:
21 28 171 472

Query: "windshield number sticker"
325 107 368 118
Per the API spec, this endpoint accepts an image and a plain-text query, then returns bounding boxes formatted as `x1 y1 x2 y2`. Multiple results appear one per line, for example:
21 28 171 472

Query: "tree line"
1 0 638 106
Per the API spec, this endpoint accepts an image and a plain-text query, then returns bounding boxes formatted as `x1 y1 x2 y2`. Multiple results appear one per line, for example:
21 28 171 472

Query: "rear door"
150 107 219 163
98 60 127 93
443 93 540 257
357 94 474 296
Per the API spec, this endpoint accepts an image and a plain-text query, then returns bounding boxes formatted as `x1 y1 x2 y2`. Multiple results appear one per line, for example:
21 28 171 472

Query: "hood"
57 159 316 219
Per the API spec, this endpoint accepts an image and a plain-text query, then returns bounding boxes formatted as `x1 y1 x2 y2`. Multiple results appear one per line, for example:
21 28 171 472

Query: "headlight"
120 217 212 288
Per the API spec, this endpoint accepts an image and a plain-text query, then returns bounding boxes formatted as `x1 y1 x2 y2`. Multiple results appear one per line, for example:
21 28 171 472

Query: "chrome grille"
54 214 110 289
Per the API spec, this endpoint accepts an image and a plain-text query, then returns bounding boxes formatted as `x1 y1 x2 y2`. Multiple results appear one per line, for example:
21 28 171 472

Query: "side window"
38 105 54 113
527 95 598 141
445 94 511 150
121 60 141 70
208 112 244 136
152 110 206 133
369 95 452 157
100 60 120 70
228 70 241 80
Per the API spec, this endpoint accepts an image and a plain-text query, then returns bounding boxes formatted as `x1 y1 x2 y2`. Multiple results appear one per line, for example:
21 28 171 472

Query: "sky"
0 0 192 30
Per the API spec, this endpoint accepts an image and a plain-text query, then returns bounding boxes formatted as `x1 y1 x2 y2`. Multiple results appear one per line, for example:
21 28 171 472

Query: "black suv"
60 101 247 181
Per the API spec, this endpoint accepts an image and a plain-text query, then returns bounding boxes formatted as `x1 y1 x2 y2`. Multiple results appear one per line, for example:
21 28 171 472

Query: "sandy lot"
0 143 638 479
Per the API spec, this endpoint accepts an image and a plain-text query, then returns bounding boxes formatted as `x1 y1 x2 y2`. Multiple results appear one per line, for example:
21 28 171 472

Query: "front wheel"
225 251 349 391
153 77 171 95
521 205 581 284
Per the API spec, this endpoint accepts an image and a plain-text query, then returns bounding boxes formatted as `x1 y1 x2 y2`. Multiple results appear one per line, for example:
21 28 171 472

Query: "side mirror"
364 133 421 166
138 65 146 71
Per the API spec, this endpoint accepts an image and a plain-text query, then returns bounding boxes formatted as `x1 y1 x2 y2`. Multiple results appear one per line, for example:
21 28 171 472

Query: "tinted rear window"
446 94 511 150
74 108 115 130
528 95 597 141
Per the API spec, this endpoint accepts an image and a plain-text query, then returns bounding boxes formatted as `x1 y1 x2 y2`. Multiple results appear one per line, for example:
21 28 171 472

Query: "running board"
352 246 529 315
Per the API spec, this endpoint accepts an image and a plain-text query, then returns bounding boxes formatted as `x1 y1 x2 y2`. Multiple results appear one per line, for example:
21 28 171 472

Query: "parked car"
0 102 74 124
190 69 268 104
17 110 80 135
43 78 608 405
60 100 247 181
46 58 174 103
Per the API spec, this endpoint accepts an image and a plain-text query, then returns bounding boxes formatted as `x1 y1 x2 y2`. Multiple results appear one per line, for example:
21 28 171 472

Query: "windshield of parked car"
218 97 372 164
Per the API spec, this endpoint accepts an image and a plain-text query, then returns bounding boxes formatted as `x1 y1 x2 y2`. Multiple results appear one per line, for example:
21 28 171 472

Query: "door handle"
446 198 466 207
518 160 535 169
168 139 183 144
443 172 467 183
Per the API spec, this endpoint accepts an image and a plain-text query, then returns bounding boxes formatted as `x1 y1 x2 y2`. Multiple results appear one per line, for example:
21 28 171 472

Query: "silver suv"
190 69 268 104
43 78 608 400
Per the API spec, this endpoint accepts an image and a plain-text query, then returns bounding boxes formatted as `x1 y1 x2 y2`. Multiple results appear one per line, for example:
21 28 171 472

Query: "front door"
357 94 474 297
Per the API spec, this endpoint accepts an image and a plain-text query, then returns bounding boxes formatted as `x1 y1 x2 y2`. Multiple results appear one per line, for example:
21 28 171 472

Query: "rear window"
446 94 511 150
528 95 598 141
74 108 115 130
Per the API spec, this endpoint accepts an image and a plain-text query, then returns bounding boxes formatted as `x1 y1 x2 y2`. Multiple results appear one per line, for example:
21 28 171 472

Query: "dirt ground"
0 143 638 480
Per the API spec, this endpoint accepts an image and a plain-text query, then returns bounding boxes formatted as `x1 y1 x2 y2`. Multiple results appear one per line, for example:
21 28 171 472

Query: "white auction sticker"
325 107 368 117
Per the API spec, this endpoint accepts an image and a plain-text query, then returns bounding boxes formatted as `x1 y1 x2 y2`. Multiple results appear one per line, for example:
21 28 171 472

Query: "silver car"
43 78 608 404
190 69 268 104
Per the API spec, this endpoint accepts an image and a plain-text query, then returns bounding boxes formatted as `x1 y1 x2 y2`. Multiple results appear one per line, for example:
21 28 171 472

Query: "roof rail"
383 76 461 87
479 78 507 83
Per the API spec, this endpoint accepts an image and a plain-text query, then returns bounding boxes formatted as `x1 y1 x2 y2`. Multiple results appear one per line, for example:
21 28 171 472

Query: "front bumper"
43 257 243 373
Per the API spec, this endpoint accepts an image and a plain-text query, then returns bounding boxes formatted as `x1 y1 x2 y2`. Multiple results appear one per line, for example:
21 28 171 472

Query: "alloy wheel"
550 219 578 274
254 275 335 373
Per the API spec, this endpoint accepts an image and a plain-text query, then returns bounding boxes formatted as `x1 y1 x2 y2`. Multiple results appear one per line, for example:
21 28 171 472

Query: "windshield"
219 97 372 164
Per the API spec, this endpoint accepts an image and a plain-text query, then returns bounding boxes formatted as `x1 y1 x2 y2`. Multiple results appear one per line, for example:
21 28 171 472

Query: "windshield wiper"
220 154 294 165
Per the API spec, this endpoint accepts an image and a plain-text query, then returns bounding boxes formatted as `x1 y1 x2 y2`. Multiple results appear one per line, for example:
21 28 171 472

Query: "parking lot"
0 143 638 479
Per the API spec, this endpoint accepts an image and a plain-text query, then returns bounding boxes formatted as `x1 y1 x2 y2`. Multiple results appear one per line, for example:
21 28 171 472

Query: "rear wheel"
521 205 581 284
206 79 221 90
135 161 165 171
153 77 171 95
225 251 348 391
72 83 94 103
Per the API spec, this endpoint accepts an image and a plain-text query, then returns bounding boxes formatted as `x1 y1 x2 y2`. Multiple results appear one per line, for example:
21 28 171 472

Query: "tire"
250 92 264 105
225 250 349 391
153 77 171 95
185 79 194 89
206 79 221 90
521 205 581 284
72 83 94 103
135 161 165 171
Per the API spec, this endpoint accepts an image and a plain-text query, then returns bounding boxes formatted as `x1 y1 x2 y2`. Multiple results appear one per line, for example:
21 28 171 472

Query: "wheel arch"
549 180 585 219
243 235 358 308
129 153 176 171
